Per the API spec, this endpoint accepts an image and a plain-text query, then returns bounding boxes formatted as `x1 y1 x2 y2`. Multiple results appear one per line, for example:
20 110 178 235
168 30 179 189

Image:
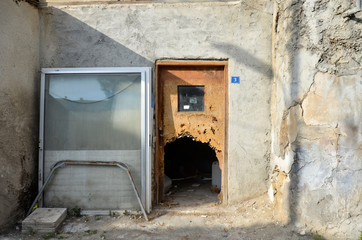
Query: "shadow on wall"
40 7 153 68
272 1 362 239
286 0 302 226
39 7 155 210
0 0 40 232
38 1 277 216
212 42 273 79
266 0 305 227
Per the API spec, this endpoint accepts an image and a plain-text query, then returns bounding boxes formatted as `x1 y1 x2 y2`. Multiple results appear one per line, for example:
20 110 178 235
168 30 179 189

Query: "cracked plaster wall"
270 0 362 239
0 0 40 232
4 0 361 236
40 0 274 204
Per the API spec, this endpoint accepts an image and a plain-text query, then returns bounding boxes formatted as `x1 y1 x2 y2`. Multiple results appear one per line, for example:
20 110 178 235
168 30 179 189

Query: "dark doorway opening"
163 137 220 206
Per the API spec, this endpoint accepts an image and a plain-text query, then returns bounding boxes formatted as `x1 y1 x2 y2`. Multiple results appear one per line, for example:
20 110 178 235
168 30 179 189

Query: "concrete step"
22 208 67 233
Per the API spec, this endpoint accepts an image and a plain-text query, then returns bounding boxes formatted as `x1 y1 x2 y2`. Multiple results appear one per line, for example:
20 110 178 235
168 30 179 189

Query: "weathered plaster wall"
39 0 274 203
270 0 361 239
0 0 39 231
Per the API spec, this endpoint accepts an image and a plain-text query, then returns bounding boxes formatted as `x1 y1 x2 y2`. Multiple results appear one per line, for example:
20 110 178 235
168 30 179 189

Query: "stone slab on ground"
22 208 67 233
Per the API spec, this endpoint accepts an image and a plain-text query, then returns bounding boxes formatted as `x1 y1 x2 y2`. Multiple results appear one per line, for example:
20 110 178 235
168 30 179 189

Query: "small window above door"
178 86 204 112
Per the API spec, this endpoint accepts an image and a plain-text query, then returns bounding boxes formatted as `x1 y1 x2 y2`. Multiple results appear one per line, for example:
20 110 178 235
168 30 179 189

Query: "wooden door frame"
155 60 229 205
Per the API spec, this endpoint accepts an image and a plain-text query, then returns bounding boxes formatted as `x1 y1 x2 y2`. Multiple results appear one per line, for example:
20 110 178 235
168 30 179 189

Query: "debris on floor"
1 194 315 240
164 175 172 193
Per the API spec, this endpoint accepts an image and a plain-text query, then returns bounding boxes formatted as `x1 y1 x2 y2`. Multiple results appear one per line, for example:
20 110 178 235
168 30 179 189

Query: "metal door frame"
39 67 152 213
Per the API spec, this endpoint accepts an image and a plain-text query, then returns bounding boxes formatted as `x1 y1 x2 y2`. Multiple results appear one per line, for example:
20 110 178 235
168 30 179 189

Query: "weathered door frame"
155 60 229 204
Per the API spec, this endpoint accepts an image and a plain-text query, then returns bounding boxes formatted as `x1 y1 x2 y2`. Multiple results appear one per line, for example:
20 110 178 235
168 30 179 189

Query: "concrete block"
22 208 67 233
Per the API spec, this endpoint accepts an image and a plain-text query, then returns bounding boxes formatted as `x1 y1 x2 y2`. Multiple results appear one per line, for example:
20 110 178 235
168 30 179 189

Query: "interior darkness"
164 137 218 179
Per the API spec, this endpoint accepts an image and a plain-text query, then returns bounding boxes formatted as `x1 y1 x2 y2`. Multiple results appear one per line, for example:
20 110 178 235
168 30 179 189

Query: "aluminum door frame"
39 67 152 213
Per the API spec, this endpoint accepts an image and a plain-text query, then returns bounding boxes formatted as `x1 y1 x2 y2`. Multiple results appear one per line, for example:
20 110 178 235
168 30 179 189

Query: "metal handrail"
27 160 148 221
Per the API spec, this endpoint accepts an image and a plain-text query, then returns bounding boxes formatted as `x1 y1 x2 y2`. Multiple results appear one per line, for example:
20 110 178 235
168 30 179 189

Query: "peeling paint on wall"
271 0 362 238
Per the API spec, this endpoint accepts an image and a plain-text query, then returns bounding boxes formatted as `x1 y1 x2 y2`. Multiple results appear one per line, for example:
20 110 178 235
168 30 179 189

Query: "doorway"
155 61 228 205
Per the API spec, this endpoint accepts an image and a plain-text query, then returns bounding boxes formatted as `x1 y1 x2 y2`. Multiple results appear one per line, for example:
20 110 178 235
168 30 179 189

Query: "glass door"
39 68 151 213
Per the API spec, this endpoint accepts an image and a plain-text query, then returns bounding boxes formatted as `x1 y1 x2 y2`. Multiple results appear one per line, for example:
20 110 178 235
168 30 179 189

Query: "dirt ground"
0 180 314 240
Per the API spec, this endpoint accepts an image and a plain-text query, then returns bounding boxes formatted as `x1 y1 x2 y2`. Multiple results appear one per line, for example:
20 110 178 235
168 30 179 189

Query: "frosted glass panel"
43 73 143 210
44 74 141 150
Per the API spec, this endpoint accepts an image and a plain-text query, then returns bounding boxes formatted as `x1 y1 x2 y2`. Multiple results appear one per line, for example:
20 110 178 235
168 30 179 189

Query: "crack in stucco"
270 1 362 238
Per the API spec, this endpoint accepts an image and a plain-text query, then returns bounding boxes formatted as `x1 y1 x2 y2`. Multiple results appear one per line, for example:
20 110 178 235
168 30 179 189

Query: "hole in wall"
163 136 220 206
165 136 217 179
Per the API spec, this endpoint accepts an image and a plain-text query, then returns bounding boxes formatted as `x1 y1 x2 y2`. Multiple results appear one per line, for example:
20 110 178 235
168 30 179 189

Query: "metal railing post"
27 160 148 221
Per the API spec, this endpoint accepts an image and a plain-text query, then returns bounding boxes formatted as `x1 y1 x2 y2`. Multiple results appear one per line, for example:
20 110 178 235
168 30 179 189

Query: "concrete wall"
270 0 362 239
1 0 361 237
0 0 40 231
39 1 274 203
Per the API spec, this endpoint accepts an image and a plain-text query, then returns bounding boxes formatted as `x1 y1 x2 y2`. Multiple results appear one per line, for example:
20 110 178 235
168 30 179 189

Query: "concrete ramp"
22 208 67 233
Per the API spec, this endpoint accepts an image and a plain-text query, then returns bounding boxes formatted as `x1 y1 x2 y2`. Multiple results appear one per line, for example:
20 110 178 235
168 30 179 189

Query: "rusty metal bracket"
27 160 148 221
